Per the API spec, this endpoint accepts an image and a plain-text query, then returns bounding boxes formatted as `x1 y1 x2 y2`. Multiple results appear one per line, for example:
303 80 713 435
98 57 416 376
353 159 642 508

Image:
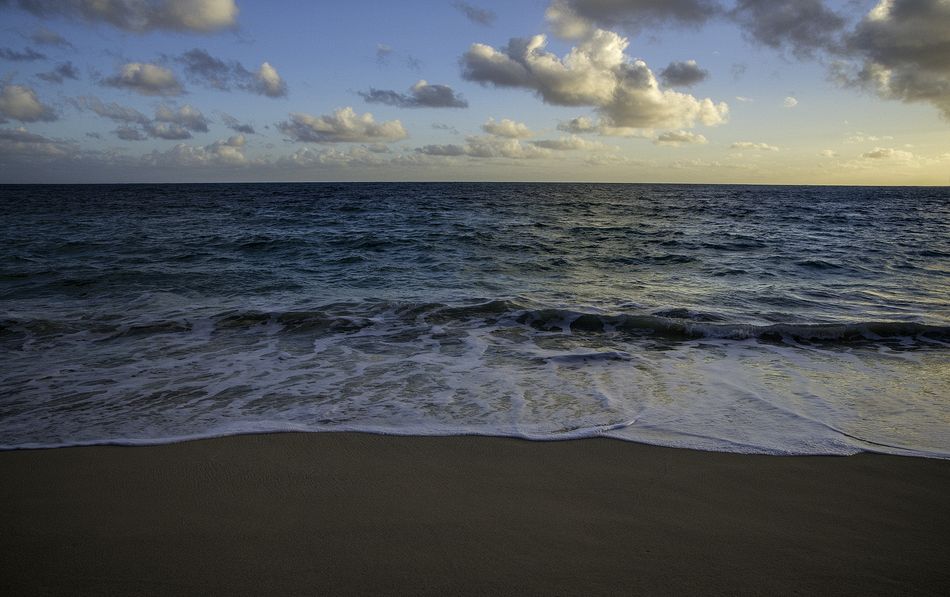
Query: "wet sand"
2 432 949 595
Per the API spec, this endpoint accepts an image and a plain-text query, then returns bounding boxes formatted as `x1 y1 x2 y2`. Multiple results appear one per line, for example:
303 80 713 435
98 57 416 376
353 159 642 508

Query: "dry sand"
2 432 949 596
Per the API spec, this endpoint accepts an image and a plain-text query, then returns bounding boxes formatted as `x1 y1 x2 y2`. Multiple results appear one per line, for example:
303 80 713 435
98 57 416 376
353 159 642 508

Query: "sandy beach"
2 432 949 596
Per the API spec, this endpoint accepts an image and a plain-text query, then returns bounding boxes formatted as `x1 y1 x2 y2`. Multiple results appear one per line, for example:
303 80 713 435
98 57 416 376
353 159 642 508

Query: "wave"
3 299 948 346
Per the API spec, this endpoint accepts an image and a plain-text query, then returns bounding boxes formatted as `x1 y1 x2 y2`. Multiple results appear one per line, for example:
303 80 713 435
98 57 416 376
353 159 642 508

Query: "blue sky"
1 0 948 183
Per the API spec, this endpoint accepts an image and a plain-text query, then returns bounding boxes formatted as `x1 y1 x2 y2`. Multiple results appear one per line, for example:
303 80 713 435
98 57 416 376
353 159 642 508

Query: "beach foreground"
2 433 949 596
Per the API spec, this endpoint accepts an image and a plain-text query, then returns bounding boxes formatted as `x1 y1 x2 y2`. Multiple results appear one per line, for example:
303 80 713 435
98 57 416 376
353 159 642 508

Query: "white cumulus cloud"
278 107 408 143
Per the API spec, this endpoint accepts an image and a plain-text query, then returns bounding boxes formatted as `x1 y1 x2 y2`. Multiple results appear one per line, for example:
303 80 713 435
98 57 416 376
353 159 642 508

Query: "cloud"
360 80 468 108
659 60 709 87
37 62 80 83
177 49 288 98
376 44 393 65
460 19 728 129
482 117 532 138
547 0 721 35
115 126 147 141
144 122 193 140
278 107 408 143
862 146 915 160
0 84 56 122
730 141 779 151
841 0 950 119
0 0 239 33
417 135 551 159
846 132 894 143
530 134 608 150
0 126 72 158
221 113 254 134
73 96 150 124
555 115 650 137
783 96 798 108
0 47 46 61
250 62 286 98
654 130 708 145
819 149 838 157
29 27 72 48
735 95 753 102
454 2 496 26
154 104 209 133
729 0 846 58
144 134 248 168
103 63 183 96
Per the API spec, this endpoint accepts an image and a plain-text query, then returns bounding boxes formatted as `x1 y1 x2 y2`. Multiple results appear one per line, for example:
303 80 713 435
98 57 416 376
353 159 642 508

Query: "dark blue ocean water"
1 183 948 456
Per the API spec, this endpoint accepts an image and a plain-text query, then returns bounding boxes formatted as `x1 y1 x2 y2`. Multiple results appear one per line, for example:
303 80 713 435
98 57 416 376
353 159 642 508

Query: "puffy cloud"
0 0 238 33
846 132 894 143
144 122 192 139
177 49 287 98
37 62 80 84
735 95 754 102
278 107 408 143
376 44 393 65
221 113 254 134
0 46 46 61
556 115 650 137
659 60 709 87
252 62 287 98
73 96 149 124
819 149 839 157
103 63 183 96
557 115 599 133
281 145 390 169
841 0 950 119
654 130 708 145
547 0 721 35
482 117 532 138
454 2 495 26
460 21 728 129
783 96 798 108
360 80 468 108
154 104 209 133
0 84 56 122
729 0 846 57
730 141 779 151
417 135 551 159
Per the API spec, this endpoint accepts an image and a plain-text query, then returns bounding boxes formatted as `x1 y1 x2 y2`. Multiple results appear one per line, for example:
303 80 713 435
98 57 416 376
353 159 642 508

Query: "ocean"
1 183 948 456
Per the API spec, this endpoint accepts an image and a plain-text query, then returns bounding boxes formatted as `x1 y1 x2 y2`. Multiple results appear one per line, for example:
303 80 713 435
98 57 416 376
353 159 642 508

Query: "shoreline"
3 432 949 595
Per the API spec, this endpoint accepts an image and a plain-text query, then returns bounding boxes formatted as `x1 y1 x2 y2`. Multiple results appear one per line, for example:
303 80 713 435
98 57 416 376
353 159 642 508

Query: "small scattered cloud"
454 2 496 26
37 62 80 84
862 147 914 161
417 135 551 159
0 126 73 158
845 132 894 144
819 149 838 158
783 96 798 108
432 122 458 134
115 126 148 141
376 44 393 66
730 141 779 151
0 47 46 62
360 80 467 108
530 135 608 151
278 107 408 143
103 62 183 96
73 96 149 125
221 113 255 134
654 130 708 146
144 134 249 168
735 95 753 102
1 0 239 33
659 60 709 87
154 104 209 133
29 27 72 48
177 49 288 98
482 117 532 138
0 84 57 122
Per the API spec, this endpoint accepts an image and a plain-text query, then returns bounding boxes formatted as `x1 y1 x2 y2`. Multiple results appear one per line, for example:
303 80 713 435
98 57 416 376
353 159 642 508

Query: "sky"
0 0 948 184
